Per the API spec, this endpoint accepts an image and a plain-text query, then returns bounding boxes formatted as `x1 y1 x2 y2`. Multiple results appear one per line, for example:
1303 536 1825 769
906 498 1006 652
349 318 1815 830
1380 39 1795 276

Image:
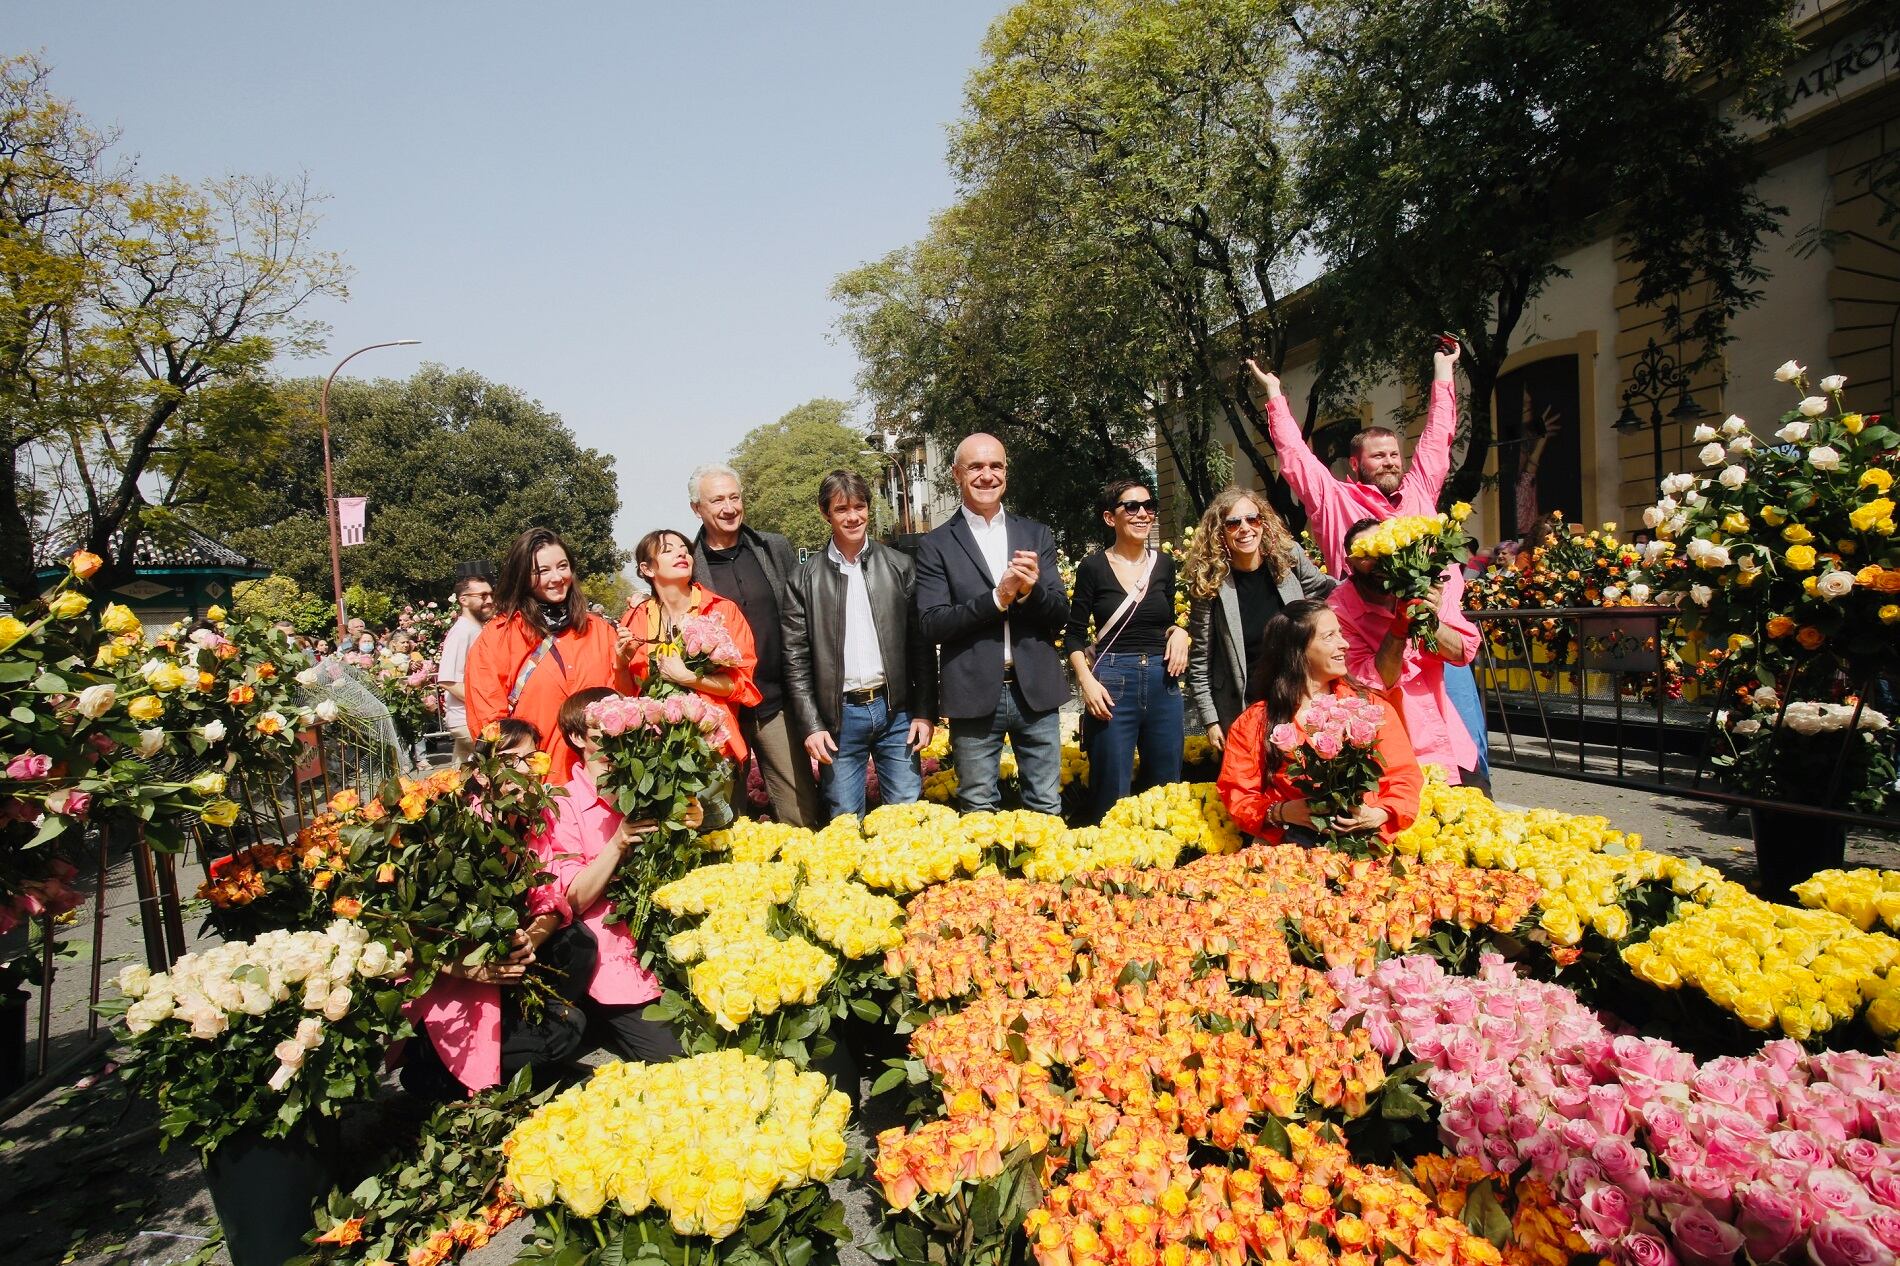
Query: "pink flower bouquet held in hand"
1271 692 1386 855
584 692 731 938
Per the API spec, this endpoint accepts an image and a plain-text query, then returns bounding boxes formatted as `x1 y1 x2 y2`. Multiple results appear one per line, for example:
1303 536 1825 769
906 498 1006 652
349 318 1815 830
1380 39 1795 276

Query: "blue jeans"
949 678 1063 815
1080 652 1184 823
819 694 923 819
1443 660 1490 777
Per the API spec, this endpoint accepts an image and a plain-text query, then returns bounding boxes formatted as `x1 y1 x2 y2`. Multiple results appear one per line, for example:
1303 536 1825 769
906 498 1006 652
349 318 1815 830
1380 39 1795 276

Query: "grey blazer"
1185 549 1336 732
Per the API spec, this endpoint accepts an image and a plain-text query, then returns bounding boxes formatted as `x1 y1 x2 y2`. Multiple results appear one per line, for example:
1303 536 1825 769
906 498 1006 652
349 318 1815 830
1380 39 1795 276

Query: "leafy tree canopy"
728 399 887 552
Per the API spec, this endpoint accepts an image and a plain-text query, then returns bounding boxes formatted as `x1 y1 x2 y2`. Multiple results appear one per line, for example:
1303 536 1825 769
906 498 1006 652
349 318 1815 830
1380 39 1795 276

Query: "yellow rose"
200 798 241 828
0 615 27 652
1860 468 1893 493
100 603 142 636
1786 544 1817 571
1592 906 1631 941
1602 522 1618 534
146 663 190 693
1450 501 1473 521
1782 523 1814 545
1760 505 1787 526
126 695 164 721
48 591 89 619
1881 605 1900 625
528 751 551 778
205 605 227 622
1850 499 1894 532
1721 512 1749 534
1841 412 1865 434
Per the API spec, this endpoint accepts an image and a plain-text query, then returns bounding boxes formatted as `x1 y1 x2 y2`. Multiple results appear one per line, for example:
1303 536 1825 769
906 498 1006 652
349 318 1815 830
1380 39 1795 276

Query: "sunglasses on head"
1224 513 1263 528
1116 498 1156 515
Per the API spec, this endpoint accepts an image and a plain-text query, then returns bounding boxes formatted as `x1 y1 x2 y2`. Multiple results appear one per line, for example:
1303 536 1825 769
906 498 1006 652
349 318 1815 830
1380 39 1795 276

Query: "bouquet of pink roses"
585 692 731 938
645 613 745 700
1269 692 1387 855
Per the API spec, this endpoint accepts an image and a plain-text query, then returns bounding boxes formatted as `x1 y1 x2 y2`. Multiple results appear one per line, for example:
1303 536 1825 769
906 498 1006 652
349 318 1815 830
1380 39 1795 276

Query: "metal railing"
1469 605 1900 832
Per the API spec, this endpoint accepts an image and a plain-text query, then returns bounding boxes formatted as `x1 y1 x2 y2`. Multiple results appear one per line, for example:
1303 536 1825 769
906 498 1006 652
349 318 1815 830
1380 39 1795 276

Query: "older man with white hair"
686 462 822 826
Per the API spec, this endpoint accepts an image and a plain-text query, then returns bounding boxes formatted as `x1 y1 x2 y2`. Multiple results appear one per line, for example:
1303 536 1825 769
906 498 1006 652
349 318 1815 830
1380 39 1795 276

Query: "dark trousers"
583 999 684 1063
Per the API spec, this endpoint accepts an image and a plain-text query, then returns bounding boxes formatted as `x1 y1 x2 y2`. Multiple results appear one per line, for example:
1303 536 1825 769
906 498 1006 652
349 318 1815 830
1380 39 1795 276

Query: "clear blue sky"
11 3 1006 565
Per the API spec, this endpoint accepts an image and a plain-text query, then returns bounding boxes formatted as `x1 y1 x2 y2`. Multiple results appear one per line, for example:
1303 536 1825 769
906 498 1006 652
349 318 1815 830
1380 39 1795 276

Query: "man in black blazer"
914 433 1071 814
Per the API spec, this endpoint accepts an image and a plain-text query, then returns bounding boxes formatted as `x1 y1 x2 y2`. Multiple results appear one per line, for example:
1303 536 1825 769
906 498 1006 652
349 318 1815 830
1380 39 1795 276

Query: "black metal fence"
1469 605 1900 832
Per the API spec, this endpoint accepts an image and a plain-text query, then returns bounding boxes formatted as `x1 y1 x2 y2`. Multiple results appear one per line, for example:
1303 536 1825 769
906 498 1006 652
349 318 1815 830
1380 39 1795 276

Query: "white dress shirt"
961 504 1013 666
827 540 886 693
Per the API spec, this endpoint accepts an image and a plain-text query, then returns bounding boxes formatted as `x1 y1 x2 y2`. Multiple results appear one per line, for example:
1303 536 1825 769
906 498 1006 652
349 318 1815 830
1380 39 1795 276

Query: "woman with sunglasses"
1181 486 1335 753
1064 478 1190 823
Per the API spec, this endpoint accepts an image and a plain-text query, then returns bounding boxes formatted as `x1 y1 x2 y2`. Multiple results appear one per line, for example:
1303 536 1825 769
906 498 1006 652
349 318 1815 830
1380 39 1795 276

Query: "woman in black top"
1065 478 1189 823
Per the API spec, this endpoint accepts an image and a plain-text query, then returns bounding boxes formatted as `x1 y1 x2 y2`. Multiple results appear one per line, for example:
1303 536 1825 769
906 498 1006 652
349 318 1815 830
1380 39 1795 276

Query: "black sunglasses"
1116 499 1156 515
1224 513 1264 528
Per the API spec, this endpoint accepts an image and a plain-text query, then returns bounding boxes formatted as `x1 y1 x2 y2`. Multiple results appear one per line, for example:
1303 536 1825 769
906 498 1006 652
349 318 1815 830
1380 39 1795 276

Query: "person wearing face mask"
1182 486 1335 754
1215 600 1421 846
465 527 636 785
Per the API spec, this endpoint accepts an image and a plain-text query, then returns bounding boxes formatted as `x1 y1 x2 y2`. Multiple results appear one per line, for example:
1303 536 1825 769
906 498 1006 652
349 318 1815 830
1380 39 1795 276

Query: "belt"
1000 664 1016 682
841 683 887 706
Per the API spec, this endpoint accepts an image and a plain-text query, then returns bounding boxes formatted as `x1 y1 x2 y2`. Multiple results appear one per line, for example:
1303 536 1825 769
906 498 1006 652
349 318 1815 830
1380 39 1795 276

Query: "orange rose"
69 550 103 579
314 1218 365 1247
332 896 362 919
1797 626 1826 650
257 662 277 679
228 684 255 705
329 789 361 814
1765 615 1795 639
197 671 216 691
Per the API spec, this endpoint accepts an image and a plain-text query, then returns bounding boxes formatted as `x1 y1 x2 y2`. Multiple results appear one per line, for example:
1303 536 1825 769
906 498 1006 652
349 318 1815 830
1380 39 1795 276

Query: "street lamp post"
1612 336 1707 495
861 446 911 536
320 340 420 642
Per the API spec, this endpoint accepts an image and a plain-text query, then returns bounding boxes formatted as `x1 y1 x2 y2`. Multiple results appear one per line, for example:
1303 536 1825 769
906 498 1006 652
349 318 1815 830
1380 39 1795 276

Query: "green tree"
838 0 1316 537
0 54 350 594
728 399 886 551
187 365 624 605
1298 0 1796 505
580 570 636 615
231 574 332 636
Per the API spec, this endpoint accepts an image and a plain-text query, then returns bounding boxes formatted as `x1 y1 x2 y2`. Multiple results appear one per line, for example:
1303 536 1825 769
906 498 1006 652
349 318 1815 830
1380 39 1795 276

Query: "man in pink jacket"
1247 347 1488 789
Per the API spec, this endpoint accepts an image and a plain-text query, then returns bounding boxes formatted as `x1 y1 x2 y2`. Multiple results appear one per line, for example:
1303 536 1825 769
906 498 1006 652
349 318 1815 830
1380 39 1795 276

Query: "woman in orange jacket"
1215 598 1422 846
619 528 759 765
465 527 634 785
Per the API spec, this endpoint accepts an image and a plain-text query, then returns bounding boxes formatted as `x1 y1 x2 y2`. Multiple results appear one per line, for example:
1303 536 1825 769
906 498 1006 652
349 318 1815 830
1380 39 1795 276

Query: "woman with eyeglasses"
1064 478 1190 823
1180 486 1336 753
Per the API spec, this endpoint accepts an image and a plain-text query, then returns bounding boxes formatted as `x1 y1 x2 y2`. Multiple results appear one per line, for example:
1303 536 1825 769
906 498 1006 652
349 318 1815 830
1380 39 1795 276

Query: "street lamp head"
1668 391 1707 423
1612 403 1643 433
390 339 421 347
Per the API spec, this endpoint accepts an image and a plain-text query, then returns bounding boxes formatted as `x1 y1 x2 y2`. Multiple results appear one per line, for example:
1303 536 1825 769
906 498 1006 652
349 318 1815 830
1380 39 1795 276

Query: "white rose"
1798 396 1829 417
1631 584 1651 602
1737 553 1762 576
1774 359 1805 383
1817 570 1855 598
1755 685 1779 707
199 720 226 744
322 987 352 1022
296 1016 325 1047
1691 584 1713 606
1698 442 1726 467
273 1038 307 1067
1693 424 1719 444
295 666 321 687
1732 718 1761 735
1820 374 1847 392
1718 465 1747 489
1809 446 1842 471
75 683 117 718
1682 489 1703 506
1603 585 1624 601
1775 420 1811 443
268 1062 299 1092
117 964 152 998
1727 434 1753 454
1665 514 1688 537
315 700 338 723
1643 505 1665 528
137 728 166 758
1720 414 1747 437
1643 540 1670 564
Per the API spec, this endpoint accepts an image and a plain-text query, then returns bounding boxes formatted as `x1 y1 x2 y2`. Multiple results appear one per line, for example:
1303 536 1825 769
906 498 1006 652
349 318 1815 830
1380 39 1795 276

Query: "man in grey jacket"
784 470 938 820
688 463 823 826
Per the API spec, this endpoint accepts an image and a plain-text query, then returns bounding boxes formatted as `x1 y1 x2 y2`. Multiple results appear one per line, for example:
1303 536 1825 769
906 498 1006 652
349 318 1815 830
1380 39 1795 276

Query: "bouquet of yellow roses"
1347 507 1474 650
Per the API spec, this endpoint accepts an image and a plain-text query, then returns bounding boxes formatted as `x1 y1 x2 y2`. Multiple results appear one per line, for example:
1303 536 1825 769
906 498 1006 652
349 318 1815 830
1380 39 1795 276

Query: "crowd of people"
389 344 1496 1095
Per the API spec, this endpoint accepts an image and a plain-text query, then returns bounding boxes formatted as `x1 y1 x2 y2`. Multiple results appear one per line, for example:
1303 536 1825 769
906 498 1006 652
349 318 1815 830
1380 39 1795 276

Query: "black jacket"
689 523 799 618
784 541 939 738
914 511 1071 718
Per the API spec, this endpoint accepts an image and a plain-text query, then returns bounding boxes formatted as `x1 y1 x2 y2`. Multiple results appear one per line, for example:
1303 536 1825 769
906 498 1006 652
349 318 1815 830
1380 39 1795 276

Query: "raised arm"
1247 360 1337 519
1400 348 1461 506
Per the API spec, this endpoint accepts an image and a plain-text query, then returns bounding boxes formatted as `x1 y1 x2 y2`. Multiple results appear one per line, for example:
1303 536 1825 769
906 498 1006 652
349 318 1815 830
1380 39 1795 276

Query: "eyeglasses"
1116 499 1156 515
1224 513 1264 528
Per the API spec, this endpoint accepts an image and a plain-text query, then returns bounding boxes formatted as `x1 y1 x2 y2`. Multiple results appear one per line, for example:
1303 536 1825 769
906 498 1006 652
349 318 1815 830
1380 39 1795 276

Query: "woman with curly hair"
1182 486 1335 752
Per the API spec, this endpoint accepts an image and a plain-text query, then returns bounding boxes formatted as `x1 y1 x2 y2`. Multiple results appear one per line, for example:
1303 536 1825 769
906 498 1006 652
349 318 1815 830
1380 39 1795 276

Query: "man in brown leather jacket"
783 470 939 819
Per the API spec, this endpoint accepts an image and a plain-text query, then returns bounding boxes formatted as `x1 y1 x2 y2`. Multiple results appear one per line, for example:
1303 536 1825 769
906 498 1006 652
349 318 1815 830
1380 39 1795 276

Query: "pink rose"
1521 1132 1566 1179
1772 1131 1832 1167
1867 1209 1900 1253
1612 1231 1677 1266
1669 1206 1744 1266
46 788 91 819
1344 718 1378 746
1671 1162 1737 1214
1736 1182 1807 1263
1805 1170 1873 1221
1588 1084 1633 1135
1592 1136 1647 1184
662 697 685 725
1806 1214 1891 1266
1268 723 1299 752
1833 1140 1887 1179
1309 730 1342 759
1641 1102 1688 1149
1864 1170 1900 1210
1695 1068 1745 1107
1578 1182 1635 1240
6 752 52 781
